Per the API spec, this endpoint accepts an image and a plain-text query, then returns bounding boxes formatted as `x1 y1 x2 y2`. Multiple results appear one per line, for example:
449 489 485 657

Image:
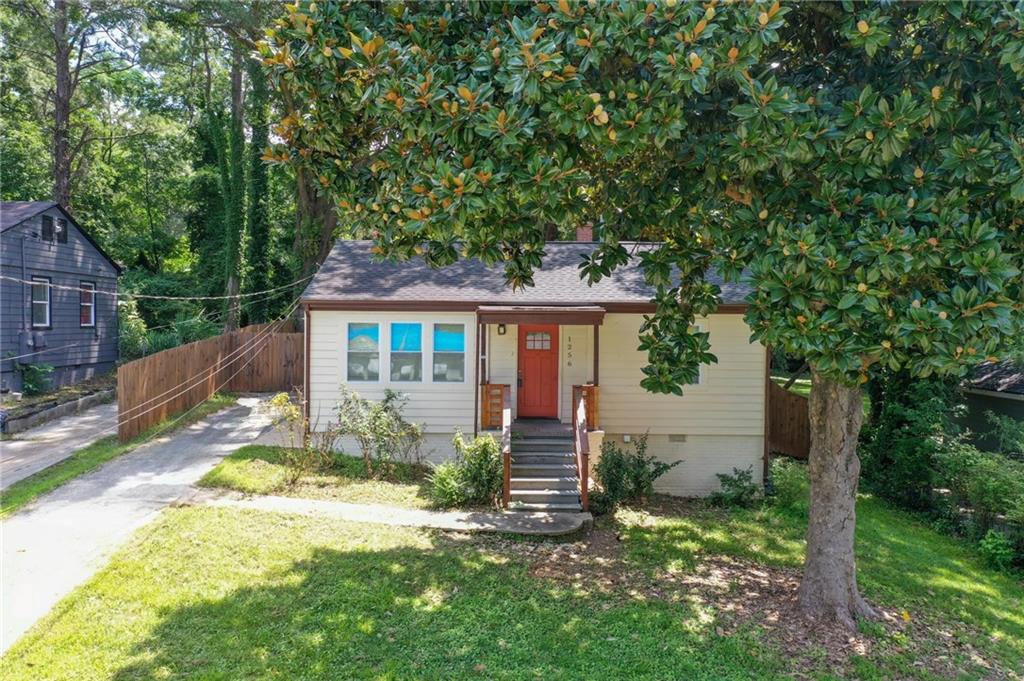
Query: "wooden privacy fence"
117 324 303 441
767 381 811 460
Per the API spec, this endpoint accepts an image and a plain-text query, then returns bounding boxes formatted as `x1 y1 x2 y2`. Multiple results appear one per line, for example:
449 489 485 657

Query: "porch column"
592 323 600 385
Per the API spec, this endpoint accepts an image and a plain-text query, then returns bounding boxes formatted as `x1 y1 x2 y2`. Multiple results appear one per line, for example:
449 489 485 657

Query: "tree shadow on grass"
614 496 1024 664
109 541 779 680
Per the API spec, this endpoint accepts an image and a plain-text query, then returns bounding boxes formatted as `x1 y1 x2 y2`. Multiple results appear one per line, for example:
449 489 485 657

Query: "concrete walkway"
0 401 118 490
203 492 593 536
0 397 273 654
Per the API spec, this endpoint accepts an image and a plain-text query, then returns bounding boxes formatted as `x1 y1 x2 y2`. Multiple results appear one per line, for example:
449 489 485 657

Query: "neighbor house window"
56 218 68 243
433 323 465 382
80 282 96 327
390 322 422 381
41 215 54 241
31 277 50 327
347 323 380 381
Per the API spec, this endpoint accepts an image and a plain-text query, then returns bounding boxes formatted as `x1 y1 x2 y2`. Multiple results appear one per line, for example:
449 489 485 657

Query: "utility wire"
118 297 301 419
0 273 314 301
114 305 298 432
1 283 300 364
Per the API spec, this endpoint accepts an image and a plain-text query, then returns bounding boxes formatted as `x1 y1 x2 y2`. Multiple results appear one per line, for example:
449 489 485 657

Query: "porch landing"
511 418 572 437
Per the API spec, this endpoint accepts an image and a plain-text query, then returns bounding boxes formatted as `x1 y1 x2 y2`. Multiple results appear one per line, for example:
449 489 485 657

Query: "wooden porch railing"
480 383 508 430
500 384 512 507
572 384 599 511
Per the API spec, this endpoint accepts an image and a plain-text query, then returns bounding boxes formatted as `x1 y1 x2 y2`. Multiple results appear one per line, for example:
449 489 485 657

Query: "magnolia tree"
263 1 1024 627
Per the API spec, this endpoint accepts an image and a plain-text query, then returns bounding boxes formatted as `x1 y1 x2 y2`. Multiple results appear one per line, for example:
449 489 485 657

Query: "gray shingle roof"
967 361 1024 396
302 240 753 307
0 201 58 231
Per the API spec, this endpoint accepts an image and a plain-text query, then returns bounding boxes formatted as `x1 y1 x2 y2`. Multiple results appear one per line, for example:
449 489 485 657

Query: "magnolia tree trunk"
797 369 877 629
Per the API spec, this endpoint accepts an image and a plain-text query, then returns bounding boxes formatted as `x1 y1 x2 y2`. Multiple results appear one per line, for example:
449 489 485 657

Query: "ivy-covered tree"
264 1 1024 628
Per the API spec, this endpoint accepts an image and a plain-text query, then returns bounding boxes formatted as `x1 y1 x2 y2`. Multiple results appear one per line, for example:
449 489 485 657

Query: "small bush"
938 442 1024 533
145 330 183 355
15 362 53 396
428 461 469 508
452 430 503 504
336 388 424 477
267 392 332 484
118 299 149 360
592 434 679 514
709 467 761 508
978 530 1015 573
769 458 809 511
428 432 503 508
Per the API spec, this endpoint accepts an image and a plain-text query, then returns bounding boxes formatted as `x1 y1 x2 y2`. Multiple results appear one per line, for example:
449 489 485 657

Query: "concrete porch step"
510 488 582 505
512 440 574 453
511 453 575 465
511 463 578 476
508 501 584 513
510 476 579 491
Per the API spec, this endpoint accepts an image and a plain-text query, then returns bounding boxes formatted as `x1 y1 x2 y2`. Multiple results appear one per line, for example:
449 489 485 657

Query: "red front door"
517 325 559 418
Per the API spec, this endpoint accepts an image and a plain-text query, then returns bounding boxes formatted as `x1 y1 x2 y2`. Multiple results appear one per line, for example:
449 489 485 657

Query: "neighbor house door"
517 324 559 418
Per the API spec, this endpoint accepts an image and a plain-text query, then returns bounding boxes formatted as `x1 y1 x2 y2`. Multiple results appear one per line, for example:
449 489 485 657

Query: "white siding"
308 309 766 493
308 311 477 453
599 313 765 436
600 433 764 497
559 325 593 421
485 323 594 422
486 323 518 419
596 313 767 493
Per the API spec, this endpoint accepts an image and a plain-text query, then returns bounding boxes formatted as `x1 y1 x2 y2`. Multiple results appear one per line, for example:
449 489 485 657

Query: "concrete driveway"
1 401 118 490
0 396 273 654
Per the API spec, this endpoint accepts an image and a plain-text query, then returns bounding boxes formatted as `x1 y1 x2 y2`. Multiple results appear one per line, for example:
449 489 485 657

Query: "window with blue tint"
390 323 422 381
433 323 465 382
347 323 379 381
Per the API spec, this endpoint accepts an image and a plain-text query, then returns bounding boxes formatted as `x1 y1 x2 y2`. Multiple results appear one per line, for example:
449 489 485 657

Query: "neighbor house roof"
0 201 58 231
0 201 122 273
302 240 752 311
966 361 1024 396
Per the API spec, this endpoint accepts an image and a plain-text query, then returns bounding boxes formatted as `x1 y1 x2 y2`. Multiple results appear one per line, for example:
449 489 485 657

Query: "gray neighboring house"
960 360 1024 451
1 201 120 392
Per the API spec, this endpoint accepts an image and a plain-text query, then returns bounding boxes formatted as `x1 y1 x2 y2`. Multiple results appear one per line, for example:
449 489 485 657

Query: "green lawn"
0 394 236 519
2 491 1021 679
199 444 433 509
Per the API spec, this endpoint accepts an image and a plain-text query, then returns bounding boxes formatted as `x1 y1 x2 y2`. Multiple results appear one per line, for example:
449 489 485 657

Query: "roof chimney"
575 223 593 242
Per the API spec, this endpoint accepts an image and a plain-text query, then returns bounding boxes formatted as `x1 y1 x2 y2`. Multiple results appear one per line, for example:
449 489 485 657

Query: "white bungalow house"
301 238 772 511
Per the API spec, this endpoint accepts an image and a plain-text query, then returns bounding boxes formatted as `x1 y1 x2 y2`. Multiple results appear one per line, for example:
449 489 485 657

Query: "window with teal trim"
390 322 422 381
432 323 465 382
347 323 379 381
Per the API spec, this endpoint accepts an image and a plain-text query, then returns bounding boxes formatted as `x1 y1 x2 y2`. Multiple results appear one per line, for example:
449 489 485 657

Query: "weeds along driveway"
0 396 273 654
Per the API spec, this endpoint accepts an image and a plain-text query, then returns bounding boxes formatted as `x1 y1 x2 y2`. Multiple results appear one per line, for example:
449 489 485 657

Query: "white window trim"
388 321 424 383
432 322 467 384
346 321 382 383
31 276 50 328
80 281 96 327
